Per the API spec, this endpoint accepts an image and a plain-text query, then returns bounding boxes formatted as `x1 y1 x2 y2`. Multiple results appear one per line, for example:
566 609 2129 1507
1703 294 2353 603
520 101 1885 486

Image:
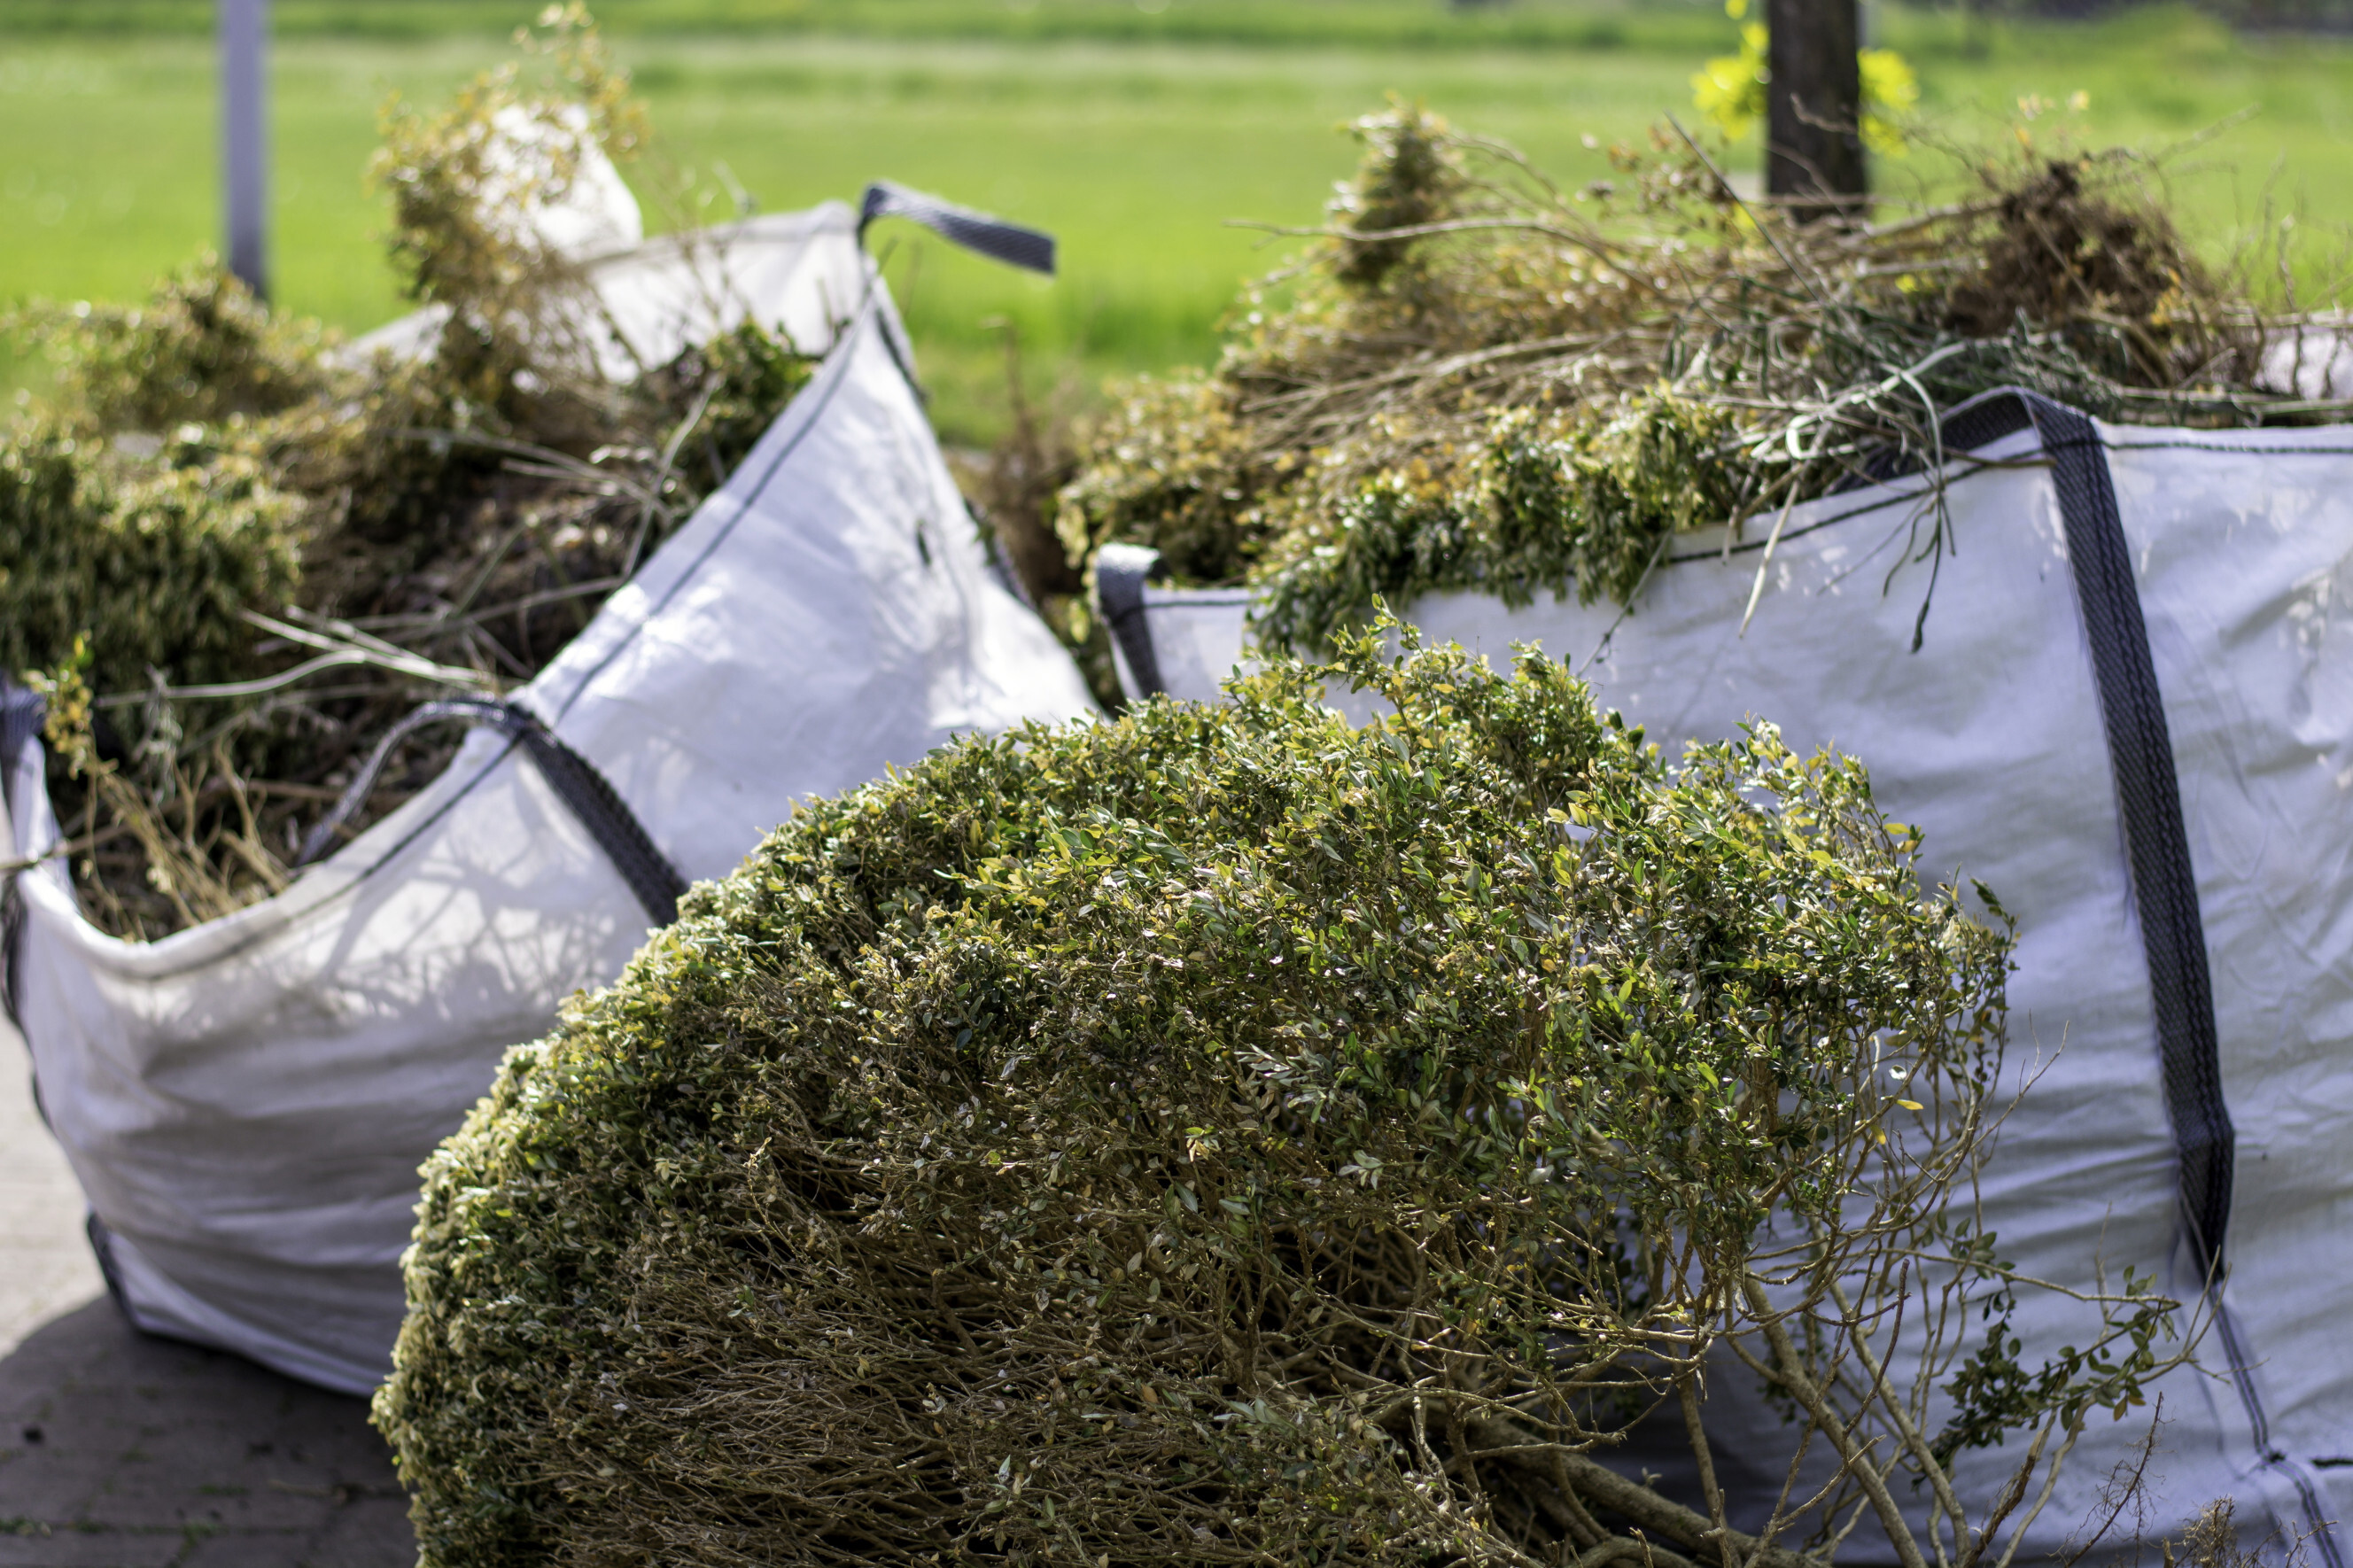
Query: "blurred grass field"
5 0 2353 439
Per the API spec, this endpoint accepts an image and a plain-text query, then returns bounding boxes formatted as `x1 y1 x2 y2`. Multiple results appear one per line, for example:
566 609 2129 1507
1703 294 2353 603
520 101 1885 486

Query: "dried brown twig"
1056 105 2353 656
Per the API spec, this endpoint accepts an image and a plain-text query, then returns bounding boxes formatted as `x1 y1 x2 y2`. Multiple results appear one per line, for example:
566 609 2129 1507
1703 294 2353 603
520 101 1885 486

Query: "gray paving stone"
0 1302 416 1566
305 1495 419 1565
0 1052 102 1365
0 1526 190 1568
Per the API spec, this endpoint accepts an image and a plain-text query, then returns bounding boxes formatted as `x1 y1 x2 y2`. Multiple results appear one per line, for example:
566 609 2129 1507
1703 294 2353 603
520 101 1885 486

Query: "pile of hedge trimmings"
376 630 2008 1567
1048 108 2331 656
2 9 811 939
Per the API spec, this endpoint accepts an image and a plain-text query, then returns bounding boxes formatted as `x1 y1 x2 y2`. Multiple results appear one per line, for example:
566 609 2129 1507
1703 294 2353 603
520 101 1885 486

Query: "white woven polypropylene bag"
1100 408 2353 1560
2 261 1094 1396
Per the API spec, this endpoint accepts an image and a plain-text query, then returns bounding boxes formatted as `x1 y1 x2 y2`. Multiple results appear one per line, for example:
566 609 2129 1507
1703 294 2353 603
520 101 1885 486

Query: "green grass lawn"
5 2 2353 440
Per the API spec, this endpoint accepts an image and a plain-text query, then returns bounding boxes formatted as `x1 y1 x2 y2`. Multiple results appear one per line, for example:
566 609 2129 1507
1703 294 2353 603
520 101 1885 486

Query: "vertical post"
1765 0 1866 221
221 0 268 302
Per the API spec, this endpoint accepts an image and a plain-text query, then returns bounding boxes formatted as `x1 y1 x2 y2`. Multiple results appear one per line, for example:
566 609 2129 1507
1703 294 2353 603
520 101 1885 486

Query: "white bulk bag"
345 183 1047 388
343 199 872 380
1097 393 2353 1561
479 103 647 263
1 265 1095 1396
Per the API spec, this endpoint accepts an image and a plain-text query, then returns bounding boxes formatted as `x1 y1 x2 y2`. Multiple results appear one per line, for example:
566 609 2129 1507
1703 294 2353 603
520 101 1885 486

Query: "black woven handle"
1947 390 2234 1283
858 181 1056 276
509 720 687 927
1094 543 1167 699
297 696 686 926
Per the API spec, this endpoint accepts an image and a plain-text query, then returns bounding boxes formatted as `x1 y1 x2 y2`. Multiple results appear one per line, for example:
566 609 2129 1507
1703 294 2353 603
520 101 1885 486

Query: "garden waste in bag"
1 205 1094 1396
1094 392 2353 1560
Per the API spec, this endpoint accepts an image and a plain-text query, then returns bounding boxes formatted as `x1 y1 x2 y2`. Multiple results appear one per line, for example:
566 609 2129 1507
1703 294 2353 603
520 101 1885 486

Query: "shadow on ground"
0 1296 414 1568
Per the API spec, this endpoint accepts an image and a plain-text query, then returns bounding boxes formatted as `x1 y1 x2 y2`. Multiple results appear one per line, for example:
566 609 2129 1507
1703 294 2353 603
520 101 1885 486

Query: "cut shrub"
376 631 2023 1568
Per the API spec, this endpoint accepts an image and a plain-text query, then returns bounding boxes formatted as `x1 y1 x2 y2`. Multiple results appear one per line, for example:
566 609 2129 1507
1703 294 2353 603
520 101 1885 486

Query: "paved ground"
0 1032 417 1568
0 1040 102 1369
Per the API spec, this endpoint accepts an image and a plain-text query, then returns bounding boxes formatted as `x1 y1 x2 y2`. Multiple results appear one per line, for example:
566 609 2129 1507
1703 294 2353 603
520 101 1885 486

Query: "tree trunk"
1765 0 1865 221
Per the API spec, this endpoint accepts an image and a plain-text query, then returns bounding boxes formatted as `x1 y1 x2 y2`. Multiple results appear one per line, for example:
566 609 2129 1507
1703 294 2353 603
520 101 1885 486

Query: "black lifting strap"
299 697 687 927
1946 388 2234 1285
1094 542 1168 699
858 181 1056 276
